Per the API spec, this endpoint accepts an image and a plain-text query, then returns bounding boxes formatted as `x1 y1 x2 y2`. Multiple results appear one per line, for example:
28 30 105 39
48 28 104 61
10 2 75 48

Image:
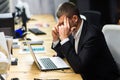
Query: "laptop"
27 43 70 71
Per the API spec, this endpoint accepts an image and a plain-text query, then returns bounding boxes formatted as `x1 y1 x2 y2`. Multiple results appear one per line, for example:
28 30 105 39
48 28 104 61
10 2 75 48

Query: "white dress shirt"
73 20 83 53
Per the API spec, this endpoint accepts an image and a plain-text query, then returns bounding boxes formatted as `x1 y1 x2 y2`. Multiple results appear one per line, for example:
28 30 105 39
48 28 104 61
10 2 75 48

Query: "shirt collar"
74 19 83 39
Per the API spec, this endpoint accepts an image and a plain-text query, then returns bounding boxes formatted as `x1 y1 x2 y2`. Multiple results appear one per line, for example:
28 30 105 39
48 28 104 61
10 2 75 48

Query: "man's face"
58 15 76 29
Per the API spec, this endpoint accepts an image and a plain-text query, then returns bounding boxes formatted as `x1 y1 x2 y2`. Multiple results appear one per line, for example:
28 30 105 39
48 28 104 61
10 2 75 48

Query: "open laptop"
27 43 70 71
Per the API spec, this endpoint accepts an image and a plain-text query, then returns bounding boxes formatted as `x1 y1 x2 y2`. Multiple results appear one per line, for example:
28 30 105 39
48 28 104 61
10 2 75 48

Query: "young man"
51 2 120 80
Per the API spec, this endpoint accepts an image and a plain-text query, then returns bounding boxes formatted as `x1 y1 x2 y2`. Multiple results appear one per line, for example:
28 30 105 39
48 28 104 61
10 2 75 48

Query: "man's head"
56 2 81 30
56 2 80 19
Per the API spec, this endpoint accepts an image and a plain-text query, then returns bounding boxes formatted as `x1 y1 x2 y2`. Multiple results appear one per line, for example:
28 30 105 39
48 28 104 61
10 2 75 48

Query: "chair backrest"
81 10 101 29
0 13 15 38
102 24 120 71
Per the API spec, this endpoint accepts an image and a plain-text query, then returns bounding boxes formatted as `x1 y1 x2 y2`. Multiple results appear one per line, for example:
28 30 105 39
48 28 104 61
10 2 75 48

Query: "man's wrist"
53 38 59 42
60 38 69 45
60 35 68 41
52 40 60 48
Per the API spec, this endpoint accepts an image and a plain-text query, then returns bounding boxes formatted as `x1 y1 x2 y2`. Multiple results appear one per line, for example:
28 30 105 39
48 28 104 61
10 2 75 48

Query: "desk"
8 14 82 80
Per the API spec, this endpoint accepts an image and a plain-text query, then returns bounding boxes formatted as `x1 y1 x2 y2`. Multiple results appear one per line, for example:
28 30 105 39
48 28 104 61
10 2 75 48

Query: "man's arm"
61 37 100 73
51 41 65 58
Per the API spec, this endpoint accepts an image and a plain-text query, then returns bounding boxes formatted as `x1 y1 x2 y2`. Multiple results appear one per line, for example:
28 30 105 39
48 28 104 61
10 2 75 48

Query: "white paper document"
19 45 45 54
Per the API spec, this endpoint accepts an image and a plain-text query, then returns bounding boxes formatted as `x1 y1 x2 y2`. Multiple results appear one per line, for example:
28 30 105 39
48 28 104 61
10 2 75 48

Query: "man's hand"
58 16 70 41
52 23 59 42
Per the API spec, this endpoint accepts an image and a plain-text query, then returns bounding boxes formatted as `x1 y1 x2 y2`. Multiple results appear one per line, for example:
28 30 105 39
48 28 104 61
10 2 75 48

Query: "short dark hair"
56 2 80 18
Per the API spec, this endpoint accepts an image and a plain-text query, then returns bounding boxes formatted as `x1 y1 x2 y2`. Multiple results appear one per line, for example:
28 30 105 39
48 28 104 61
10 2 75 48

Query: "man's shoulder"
82 22 104 42
84 20 101 31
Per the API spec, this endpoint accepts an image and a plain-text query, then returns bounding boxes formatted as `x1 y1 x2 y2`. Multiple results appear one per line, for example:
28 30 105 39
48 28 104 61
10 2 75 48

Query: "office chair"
81 10 102 30
0 13 15 38
102 24 120 73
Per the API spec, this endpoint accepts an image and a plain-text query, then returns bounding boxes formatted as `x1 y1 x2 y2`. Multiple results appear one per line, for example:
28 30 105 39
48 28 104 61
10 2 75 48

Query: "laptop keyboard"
29 28 46 35
40 58 57 69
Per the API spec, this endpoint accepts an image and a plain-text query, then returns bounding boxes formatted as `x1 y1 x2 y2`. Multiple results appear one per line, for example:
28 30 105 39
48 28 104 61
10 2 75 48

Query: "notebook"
27 43 70 71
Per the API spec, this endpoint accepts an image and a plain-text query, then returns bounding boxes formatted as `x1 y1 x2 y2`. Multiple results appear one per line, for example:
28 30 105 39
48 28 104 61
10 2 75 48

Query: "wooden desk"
7 14 82 80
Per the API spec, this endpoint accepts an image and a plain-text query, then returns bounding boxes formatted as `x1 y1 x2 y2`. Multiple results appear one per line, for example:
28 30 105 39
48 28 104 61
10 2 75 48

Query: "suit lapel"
78 20 88 53
69 35 74 45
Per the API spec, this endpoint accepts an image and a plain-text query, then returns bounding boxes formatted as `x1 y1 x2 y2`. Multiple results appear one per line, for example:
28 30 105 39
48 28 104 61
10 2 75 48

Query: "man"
51 2 120 80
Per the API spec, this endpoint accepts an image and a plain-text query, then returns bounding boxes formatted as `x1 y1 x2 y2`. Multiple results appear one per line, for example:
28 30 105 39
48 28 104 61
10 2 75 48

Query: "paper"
19 45 45 54
12 39 20 48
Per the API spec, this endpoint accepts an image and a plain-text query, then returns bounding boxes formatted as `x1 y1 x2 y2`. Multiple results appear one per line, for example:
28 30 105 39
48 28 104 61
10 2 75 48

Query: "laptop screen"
27 43 42 69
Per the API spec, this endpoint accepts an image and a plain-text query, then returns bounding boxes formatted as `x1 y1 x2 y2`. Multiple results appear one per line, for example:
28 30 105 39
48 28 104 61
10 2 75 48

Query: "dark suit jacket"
52 20 120 80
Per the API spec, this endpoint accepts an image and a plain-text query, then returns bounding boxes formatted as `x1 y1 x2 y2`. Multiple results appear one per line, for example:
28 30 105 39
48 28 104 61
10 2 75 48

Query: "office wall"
76 0 90 13
76 0 119 26
90 0 119 25
10 0 69 16
90 0 111 25
109 0 118 24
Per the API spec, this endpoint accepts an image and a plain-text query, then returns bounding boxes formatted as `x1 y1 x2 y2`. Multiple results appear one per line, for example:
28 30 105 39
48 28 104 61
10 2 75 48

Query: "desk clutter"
12 38 45 54
11 57 18 65
29 28 46 35
12 39 20 49
19 41 45 54
20 45 45 54
27 22 50 35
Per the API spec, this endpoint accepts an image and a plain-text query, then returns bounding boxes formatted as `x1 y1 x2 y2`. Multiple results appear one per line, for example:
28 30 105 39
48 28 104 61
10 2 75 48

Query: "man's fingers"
52 27 58 35
64 16 70 30
64 16 67 27
66 17 70 29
